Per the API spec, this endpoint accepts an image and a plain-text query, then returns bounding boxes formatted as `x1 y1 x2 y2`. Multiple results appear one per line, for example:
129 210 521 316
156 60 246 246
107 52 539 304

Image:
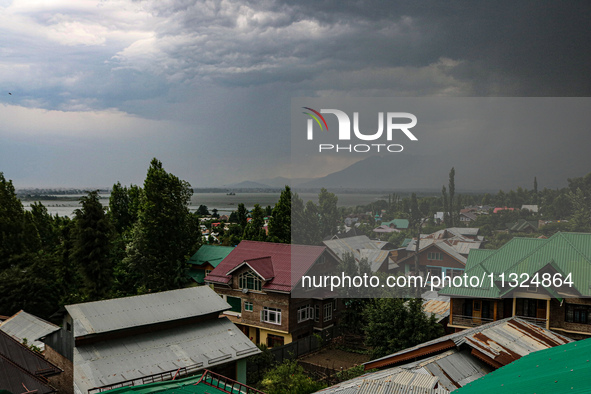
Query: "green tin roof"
382 219 409 229
439 232 591 298
187 245 234 268
102 373 255 394
455 338 591 394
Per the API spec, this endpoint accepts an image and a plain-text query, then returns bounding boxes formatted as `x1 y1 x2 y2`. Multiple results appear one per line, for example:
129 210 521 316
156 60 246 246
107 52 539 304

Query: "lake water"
23 191 391 217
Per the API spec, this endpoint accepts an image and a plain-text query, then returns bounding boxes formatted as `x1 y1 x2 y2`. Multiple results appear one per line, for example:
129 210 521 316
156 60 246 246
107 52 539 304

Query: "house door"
473 300 482 325
256 328 260 345
536 300 547 320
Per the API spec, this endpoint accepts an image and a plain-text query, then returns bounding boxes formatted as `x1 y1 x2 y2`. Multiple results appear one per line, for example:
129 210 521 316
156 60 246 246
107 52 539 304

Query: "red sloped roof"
204 240 326 292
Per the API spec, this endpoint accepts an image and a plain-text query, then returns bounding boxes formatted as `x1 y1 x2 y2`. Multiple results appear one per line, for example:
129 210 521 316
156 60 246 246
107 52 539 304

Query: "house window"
565 304 591 324
261 307 281 325
227 296 242 313
427 252 443 260
314 305 320 322
267 334 284 348
427 266 442 277
324 303 333 322
298 305 314 322
239 271 262 291
244 301 253 312
446 269 464 278
205 269 212 276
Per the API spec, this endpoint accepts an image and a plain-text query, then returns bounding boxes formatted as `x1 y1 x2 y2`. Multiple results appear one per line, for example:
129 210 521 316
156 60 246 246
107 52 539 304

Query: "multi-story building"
205 240 341 347
439 232 591 339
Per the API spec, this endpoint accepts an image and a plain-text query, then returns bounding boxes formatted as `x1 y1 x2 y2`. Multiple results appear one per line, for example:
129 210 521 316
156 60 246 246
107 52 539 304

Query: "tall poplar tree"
72 190 114 299
124 159 196 291
267 186 291 243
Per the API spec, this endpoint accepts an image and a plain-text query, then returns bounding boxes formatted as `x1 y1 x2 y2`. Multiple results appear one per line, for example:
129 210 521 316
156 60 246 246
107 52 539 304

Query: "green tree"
243 204 266 241
197 205 210 216
318 188 339 239
124 159 196 291
0 172 27 265
268 186 291 243
72 191 115 299
448 167 456 226
259 358 326 394
364 298 443 359
237 203 248 229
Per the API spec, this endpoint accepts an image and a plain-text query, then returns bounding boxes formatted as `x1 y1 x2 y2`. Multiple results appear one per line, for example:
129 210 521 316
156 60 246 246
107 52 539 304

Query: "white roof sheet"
74 317 259 394
0 310 60 350
66 287 229 338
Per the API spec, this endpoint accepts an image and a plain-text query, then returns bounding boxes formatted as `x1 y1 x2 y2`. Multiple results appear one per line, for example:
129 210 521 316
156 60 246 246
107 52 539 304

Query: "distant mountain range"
219 153 554 193
221 155 449 191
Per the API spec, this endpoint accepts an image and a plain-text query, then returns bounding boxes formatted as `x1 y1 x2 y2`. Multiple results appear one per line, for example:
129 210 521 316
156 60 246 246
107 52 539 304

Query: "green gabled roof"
455 338 591 394
439 232 591 298
506 219 538 232
187 245 234 268
382 219 409 229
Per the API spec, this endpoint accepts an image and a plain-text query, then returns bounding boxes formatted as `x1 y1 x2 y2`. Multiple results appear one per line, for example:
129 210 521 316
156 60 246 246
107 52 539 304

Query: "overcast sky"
1 1 590 189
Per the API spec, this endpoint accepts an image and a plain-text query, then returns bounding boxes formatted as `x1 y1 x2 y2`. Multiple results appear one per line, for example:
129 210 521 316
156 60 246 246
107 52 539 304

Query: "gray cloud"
0 0 589 188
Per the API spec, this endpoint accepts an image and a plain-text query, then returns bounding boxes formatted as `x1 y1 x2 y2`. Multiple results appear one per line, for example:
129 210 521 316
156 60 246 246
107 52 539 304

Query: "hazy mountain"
299 154 451 191
253 176 316 188
223 180 272 189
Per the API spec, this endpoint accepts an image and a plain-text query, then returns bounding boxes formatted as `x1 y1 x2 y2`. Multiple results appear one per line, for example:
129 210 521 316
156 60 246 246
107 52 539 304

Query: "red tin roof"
205 240 327 292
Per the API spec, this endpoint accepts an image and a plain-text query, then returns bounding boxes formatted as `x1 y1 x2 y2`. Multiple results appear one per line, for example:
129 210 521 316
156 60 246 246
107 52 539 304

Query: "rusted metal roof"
313 363 450 394
364 317 572 370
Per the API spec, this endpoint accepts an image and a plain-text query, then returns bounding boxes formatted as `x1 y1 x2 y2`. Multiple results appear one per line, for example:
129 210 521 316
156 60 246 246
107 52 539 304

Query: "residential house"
454 337 590 393
0 330 63 394
393 228 484 279
459 211 477 223
359 317 571 392
205 240 341 348
47 287 259 394
0 310 71 394
186 245 234 284
0 310 60 352
381 219 409 230
439 232 591 339
493 206 517 214
521 204 539 213
505 218 539 233
323 235 395 273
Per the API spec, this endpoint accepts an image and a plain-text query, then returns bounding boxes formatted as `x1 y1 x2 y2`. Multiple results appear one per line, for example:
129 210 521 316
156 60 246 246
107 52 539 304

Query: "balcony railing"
514 315 548 328
451 314 547 328
451 314 495 327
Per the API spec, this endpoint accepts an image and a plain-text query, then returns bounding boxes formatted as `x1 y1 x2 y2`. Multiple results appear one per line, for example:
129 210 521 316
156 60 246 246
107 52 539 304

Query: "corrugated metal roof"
324 236 379 256
0 330 61 376
0 357 57 394
0 310 60 350
440 232 591 298
323 236 392 273
74 317 260 394
187 245 234 268
455 338 591 394
358 249 391 272
66 287 230 338
205 240 326 292
364 317 572 370
314 366 450 394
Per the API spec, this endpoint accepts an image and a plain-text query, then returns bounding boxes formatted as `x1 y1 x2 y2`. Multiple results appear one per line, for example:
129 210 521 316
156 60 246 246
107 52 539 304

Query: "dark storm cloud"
1 0 590 187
